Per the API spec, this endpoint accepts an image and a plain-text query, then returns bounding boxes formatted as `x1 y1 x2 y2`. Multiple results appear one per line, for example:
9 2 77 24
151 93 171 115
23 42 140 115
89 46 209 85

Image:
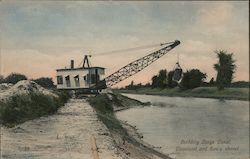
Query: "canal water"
116 94 249 159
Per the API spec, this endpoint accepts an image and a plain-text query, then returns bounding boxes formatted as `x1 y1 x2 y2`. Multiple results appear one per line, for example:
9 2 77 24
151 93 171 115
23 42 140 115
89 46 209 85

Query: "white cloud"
193 2 235 37
196 2 233 27
180 40 214 56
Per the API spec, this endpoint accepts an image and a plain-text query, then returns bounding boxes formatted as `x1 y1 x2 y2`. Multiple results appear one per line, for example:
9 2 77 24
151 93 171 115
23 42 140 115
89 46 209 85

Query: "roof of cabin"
56 67 105 72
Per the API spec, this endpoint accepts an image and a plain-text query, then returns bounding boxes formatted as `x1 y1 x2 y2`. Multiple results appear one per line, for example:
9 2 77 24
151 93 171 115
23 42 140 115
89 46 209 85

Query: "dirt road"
1 99 122 159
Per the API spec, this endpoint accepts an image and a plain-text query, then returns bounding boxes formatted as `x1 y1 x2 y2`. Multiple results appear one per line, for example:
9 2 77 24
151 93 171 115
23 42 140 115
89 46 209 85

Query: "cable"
177 52 179 64
90 42 174 57
77 41 175 67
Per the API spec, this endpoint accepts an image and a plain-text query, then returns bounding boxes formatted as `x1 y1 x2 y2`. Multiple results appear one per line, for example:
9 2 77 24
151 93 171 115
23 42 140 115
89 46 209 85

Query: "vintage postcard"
0 1 249 159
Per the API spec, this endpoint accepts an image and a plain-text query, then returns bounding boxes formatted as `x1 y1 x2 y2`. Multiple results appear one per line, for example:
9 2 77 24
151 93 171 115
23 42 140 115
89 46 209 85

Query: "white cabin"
56 59 105 90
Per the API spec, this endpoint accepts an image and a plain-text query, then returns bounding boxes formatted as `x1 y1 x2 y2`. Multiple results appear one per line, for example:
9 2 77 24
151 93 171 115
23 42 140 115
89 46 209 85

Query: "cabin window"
86 74 91 83
91 74 95 83
65 75 71 87
57 76 63 85
92 74 100 84
86 74 100 84
94 69 100 83
74 75 80 87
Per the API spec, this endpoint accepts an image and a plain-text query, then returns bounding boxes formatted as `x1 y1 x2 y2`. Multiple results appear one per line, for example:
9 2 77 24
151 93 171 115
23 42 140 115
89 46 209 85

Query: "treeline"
123 50 249 90
123 68 208 90
123 70 249 90
0 73 55 89
151 69 207 89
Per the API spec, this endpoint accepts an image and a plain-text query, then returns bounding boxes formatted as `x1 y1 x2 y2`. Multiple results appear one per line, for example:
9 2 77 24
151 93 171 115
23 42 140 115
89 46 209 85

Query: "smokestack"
70 60 74 69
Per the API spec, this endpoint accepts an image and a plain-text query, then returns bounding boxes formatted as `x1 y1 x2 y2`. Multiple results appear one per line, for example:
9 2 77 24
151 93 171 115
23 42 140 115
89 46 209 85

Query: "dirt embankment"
88 93 171 159
1 98 122 159
0 80 56 101
0 80 70 127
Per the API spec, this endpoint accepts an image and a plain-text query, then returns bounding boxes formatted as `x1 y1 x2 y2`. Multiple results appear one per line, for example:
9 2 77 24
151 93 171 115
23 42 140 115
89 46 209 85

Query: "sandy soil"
0 80 57 102
1 99 122 159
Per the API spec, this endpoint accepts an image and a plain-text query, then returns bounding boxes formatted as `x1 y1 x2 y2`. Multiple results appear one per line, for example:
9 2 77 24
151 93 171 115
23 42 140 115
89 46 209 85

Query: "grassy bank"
88 94 128 136
117 87 249 101
88 93 171 159
88 93 149 136
0 91 70 127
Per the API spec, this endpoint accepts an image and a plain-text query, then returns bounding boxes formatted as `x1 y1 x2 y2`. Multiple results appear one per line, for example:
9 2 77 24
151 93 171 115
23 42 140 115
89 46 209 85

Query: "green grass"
117 87 249 101
0 91 70 127
88 93 153 147
88 94 128 137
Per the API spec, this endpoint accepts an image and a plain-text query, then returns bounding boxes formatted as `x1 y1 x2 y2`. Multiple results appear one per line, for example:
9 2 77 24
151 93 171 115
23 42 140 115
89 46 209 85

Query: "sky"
0 1 249 87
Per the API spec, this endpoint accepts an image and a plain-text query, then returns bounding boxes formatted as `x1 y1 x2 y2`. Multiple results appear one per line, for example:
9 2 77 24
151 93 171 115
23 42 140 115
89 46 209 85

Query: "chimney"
70 60 74 69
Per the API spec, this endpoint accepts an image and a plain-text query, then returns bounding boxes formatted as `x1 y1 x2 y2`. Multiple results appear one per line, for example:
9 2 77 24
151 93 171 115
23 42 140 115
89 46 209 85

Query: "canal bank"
88 93 171 159
116 87 249 101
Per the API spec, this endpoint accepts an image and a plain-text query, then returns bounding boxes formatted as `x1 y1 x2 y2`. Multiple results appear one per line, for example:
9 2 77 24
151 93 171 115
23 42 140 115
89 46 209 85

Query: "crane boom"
94 40 180 89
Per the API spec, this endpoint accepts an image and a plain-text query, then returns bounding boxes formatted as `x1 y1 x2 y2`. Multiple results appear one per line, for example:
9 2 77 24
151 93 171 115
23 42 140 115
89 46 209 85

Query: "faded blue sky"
1 1 249 87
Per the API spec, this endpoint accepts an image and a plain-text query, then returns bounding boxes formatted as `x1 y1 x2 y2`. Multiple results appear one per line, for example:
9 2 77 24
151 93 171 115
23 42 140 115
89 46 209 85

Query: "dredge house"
56 56 105 91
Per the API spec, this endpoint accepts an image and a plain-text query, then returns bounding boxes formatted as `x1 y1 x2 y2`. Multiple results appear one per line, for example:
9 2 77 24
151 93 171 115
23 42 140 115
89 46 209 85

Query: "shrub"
180 69 206 89
4 73 27 84
151 69 167 88
0 91 70 127
167 70 178 88
56 90 71 105
0 75 4 83
33 77 55 89
88 94 113 114
88 94 127 136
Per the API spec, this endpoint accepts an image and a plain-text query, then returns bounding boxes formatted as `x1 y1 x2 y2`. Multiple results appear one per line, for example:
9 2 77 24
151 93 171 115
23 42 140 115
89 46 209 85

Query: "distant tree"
180 69 207 89
151 75 159 88
144 82 151 87
208 77 215 87
158 69 167 88
209 77 215 85
167 71 178 88
214 50 236 90
4 73 27 84
123 81 149 90
231 81 250 88
137 83 142 87
130 81 134 87
125 81 134 90
33 77 55 89
151 69 167 89
0 75 4 83
201 81 210 87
